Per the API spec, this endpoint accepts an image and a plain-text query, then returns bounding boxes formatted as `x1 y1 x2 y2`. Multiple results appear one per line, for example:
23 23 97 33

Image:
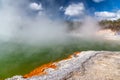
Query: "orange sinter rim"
24 52 80 78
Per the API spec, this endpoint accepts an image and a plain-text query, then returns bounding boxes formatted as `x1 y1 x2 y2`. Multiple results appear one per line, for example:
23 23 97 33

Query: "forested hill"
99 19 120 31
65 19 120 32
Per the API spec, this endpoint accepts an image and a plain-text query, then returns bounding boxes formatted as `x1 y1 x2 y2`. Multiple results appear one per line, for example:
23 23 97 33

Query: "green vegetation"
99 19 120 31
66 18 120 32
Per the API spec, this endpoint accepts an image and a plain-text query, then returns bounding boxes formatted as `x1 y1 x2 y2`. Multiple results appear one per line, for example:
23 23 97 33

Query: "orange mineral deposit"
24 63 57 78
24 52 80 78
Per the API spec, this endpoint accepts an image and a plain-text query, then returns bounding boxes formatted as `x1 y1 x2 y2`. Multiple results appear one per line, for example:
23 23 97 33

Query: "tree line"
99 19 120 32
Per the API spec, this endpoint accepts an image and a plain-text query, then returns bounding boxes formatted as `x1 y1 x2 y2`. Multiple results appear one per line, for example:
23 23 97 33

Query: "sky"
1 0 120 21
28 0 120 21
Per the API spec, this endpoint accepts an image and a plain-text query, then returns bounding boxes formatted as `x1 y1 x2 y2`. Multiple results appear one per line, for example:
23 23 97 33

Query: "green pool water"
0 37 120 79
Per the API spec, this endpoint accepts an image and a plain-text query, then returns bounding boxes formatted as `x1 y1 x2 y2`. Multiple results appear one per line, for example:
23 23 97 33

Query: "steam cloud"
79 16 100 37
0 0 101 44
0 0 67 44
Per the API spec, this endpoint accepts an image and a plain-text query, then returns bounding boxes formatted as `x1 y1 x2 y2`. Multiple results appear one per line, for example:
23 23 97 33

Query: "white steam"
79 16 100 37
0 0 67 43
71 16 101 38
0 0 102 44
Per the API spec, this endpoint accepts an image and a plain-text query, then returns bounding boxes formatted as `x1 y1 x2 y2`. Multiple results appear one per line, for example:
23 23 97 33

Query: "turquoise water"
0 38 120 79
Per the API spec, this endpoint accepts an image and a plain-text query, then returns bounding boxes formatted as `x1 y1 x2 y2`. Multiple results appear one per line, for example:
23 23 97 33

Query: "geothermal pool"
0 37 120 79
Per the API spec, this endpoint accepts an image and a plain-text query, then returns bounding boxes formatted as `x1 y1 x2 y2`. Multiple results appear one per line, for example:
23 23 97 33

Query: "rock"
6 76 24 80
66 52 120 80
6 51 120 80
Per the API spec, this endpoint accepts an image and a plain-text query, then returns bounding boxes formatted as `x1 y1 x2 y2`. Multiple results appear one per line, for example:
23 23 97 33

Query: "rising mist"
0 0 68 44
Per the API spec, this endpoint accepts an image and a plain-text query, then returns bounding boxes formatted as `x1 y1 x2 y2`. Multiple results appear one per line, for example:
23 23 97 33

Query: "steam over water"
1 38 120 79
0 0 120 79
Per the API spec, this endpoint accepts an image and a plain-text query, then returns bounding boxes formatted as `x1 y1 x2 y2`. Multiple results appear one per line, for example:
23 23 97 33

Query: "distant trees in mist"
65 18 120 32
99 19 120 32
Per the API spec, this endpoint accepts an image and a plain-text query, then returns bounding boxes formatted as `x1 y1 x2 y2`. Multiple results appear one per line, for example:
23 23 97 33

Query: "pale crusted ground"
65 52 120 80
97 29 120 40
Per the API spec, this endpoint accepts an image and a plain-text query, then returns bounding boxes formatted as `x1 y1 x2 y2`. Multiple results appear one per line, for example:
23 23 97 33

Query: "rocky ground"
6 51 120 80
